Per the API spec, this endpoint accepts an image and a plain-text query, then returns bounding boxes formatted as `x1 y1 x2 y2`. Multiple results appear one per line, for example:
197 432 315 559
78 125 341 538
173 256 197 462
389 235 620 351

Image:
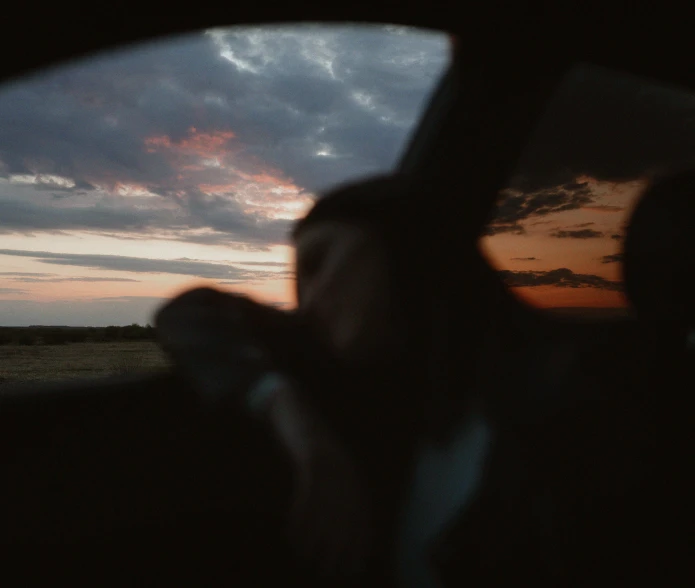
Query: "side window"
482 63 695 320
0 24 450 384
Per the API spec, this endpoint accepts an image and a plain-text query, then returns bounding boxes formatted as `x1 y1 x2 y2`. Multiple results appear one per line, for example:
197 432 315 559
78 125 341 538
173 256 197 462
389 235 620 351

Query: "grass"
0 341 172 386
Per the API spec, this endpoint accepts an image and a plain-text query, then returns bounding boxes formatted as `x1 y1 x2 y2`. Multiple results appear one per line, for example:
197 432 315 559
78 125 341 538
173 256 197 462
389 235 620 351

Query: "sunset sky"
481 174 644 309
0 25 449 325
482 62 695 310
0 27 694 326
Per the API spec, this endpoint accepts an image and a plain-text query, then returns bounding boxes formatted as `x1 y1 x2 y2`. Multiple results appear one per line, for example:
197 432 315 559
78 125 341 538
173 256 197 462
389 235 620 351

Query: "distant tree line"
0 324 156 346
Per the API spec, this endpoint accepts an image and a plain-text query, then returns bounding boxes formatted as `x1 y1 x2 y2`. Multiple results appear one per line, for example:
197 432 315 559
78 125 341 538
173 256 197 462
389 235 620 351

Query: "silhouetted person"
157 166 695 587
156 173 440 586
158 173 593 587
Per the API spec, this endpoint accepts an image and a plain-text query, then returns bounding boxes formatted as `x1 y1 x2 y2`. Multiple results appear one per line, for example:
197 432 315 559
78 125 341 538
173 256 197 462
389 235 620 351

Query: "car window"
482 62 695 322
0 24 451 385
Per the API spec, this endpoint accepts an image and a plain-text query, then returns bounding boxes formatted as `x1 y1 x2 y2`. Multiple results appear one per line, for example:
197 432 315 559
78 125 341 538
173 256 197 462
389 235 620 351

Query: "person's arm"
155 287 374 575
155 287 288 412
251 373 375 576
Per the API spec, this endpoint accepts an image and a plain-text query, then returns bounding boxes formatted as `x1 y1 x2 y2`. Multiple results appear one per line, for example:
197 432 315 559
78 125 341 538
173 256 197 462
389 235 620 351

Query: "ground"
0 341 172 386
0 308 637 386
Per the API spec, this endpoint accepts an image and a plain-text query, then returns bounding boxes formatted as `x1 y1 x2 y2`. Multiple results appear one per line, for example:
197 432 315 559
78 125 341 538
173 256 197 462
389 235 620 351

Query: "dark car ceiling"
1 4 692 96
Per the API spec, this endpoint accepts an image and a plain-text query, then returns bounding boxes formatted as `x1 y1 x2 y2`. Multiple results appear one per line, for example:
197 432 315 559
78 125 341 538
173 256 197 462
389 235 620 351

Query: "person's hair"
291 173 427 325
291 173 422 242
292 172 433 408
290 172 522 442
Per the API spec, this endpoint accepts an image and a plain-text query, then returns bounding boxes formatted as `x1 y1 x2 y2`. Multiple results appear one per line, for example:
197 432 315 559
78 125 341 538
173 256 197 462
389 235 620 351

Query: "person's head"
623 167 695 337
291 175 423 365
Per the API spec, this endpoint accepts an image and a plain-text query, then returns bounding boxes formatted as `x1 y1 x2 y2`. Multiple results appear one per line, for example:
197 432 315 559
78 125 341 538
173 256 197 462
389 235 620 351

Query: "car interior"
0 6 692 585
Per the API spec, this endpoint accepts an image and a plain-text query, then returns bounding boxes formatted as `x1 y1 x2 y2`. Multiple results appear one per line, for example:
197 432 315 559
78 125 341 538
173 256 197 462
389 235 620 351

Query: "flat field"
0 341 171 386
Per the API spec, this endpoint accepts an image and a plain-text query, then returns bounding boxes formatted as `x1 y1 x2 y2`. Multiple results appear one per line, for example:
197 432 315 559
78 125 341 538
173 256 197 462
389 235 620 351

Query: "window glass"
482 63 695 320
0 24 451 383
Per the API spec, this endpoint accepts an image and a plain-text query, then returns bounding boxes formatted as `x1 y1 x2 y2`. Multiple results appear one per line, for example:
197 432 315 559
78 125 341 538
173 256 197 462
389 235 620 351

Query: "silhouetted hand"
156 287 373 573
266 380 374 576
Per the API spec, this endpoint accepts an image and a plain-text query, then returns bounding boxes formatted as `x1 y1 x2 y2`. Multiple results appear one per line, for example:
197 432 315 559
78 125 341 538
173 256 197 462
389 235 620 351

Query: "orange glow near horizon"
509 285 628 309
0 161 648 322
481 175 645 309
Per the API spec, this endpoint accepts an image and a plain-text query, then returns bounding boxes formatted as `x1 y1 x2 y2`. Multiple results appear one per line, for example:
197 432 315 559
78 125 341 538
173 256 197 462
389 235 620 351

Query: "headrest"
623 167 695 336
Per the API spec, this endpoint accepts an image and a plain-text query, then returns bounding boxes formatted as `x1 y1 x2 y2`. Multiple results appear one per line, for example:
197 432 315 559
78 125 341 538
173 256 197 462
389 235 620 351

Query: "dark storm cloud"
0 197 172 233
0 272 54 277
498 268 622 291
172 189 291 246
206 26 448 191
8 276 140 283
231 261 289 267
0 25 449 244
601 253 624 264
0 191 290 247
551 228 604 239
0 287 26 294
0 249 290 281
93 296 166 303
0 271 139 285
0 35 227 186
484 223 526 236
487 183 594 233
582 205 625 212
511 257 539 261
611 233 622 240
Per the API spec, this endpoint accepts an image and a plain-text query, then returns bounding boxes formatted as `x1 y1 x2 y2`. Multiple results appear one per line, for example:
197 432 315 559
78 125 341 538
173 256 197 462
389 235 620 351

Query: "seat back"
623 167 695 345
